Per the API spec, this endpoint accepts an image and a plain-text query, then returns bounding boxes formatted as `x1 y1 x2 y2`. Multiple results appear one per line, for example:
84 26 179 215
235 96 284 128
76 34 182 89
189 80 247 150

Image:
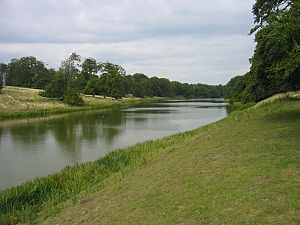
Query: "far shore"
0 86 167 121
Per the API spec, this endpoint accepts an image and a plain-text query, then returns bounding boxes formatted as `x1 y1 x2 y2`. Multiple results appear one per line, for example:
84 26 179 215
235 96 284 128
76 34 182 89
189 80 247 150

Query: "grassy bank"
0 94 299 224
0 86 165 120
225 91 300 113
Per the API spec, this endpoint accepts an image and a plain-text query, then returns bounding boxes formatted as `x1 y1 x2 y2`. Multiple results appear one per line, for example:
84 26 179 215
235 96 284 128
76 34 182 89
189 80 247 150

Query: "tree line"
226 0 300 102
0 53 225 105
1 0 298 104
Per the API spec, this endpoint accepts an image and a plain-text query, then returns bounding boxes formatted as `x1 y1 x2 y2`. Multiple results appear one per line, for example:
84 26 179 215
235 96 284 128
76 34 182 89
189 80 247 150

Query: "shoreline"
0 96 167 122
0 101 231 223
0 86 169 121
1 94 299 224
0 98 228 191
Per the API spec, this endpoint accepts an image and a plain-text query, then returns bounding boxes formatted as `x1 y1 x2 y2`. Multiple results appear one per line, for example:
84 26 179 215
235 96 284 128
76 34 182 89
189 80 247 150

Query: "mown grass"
0 125 193 224
225 91 300 113
0 86 165 120
255 91 300 107
0 94 299 225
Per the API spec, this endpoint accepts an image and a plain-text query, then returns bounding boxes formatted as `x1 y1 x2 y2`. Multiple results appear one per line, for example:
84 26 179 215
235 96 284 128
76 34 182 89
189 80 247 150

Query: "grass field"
0 86 66 111
0 86 162 120
0 93 299 224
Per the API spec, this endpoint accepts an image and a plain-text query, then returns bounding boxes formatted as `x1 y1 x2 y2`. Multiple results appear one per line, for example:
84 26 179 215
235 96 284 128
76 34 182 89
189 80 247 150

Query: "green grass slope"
41 97 300 225
1 95 299 225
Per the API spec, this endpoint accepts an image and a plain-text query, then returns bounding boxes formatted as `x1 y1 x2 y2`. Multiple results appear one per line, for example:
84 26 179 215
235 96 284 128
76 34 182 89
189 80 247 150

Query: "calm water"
0 100 229 190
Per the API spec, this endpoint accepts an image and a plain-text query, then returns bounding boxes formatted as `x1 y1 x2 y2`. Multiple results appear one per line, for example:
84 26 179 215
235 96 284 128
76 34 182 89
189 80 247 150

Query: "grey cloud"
0 34 254 84
0 0 254 44
0 0 256 84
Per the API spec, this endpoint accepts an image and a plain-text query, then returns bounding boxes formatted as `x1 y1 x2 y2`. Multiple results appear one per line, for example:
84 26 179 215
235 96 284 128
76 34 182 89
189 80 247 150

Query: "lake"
0 99 229 190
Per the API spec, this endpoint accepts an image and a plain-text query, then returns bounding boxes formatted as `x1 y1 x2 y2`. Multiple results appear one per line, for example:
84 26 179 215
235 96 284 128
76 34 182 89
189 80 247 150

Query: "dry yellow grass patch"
255 91 300 108
0 86 66 112
0 86 140 115
82 95 113 105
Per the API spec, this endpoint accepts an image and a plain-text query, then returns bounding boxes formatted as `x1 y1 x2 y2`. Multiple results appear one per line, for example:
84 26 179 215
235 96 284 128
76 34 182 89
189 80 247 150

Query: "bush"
84 78 100 96
63 87 84 106
111 88 123 100
40 76 65 99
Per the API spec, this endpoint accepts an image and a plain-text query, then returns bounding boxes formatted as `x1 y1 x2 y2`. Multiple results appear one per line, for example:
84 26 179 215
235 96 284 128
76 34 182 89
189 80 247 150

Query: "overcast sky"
0 0 256 85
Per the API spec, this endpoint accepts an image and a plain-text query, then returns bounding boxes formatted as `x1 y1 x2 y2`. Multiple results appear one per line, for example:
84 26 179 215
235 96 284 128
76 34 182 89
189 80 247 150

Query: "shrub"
40 76 65 99
111 88 123 100
63 87 84 106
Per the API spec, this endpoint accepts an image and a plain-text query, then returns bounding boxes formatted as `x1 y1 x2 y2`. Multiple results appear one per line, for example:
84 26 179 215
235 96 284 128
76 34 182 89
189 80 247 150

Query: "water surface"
0 100 229 190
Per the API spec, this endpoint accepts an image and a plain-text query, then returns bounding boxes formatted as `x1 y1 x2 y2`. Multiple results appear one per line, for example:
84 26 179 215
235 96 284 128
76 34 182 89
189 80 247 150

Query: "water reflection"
0 100 228 190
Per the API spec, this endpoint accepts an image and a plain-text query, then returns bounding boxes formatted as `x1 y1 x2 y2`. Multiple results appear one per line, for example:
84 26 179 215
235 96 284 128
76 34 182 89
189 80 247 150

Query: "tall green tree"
8 57 52 89
84 77 101 96
226 0 300 102
81 58 99 81
77 58 100 92
63 81 84 106
246 0 300 101
225 74 250 102
41 71 66 99
252 0 292 25
42 53 84 105
60 52 81 84
131 73 150 98
99 62 125 99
